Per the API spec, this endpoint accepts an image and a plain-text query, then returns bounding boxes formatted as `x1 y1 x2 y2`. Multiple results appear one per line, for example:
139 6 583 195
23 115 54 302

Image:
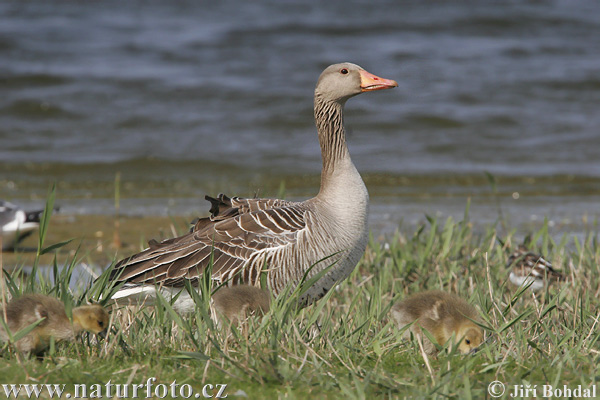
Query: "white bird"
106 63 397 312
0 201 44 251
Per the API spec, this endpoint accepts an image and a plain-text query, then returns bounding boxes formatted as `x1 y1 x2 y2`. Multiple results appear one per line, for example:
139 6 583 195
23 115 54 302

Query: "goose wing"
199 193 296 224
109 194 307 287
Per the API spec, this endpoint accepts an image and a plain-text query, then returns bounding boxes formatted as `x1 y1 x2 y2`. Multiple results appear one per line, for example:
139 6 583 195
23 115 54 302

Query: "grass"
1 197 599 399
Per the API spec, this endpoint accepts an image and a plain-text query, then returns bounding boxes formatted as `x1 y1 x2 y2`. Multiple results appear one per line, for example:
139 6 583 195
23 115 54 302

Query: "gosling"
0 294 109 354
212 285 270 325
391 290 483 355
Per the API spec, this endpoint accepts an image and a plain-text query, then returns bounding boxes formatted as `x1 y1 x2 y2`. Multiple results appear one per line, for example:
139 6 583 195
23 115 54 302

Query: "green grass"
1 200 599 399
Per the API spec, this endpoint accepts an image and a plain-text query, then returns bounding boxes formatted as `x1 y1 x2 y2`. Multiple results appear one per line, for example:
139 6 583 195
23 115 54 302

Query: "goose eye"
340 68 349 75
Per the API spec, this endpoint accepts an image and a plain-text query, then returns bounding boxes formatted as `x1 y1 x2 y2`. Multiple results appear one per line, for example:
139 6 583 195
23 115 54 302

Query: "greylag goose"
391 291 483 355
0 294 109 354
212 285 270 325
507 245 563 292
0 201 44 251
107 63 397 312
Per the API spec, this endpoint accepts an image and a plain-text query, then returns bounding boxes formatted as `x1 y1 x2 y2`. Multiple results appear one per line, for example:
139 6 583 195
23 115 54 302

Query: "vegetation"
1 194 599 399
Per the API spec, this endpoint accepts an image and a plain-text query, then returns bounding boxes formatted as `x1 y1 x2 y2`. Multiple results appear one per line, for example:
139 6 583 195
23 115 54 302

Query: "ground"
0 211 598 399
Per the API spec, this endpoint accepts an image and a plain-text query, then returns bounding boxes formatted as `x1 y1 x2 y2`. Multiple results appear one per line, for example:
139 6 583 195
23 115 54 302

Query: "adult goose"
108 63 397 312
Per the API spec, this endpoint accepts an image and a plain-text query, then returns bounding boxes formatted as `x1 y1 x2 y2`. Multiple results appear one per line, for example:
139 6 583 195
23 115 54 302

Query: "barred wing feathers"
109 194 307 287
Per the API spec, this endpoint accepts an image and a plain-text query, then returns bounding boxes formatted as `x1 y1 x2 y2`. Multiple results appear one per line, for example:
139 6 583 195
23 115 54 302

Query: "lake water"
1 0 599 239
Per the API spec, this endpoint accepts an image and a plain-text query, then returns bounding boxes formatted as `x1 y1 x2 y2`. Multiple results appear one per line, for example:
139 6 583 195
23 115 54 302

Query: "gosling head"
456 324 484 354
72 304 109 335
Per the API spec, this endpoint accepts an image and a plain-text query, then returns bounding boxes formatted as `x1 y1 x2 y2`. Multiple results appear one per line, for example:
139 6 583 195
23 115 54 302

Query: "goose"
507 245 563 292
0 294 109 354
0 201 44 251
391 291 483 355
212 285 270 325
107 62 397 313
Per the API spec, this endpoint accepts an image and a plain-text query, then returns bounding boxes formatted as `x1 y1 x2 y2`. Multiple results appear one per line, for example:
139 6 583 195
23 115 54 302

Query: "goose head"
72 304 109 335
315 62 397 104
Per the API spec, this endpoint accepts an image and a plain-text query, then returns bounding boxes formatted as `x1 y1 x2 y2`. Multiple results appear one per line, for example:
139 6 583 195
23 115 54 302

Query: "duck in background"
0 294 109 354
507 245 564 292
391 290 483 355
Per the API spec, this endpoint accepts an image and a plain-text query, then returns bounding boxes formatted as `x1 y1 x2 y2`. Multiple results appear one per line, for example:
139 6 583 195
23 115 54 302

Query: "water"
1 0 599 237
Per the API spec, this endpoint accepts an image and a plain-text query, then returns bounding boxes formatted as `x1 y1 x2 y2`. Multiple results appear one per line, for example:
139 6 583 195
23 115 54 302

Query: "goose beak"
359 70 398 92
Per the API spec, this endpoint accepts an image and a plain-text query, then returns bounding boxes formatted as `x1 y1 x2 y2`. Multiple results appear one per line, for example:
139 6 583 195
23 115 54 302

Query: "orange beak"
359 70 398 92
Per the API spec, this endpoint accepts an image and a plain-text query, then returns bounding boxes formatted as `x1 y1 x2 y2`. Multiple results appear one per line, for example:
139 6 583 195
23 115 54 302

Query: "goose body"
0 294 109 354
107 63 397 312
391 291 483 355
507 245 563 292
0 201 44 251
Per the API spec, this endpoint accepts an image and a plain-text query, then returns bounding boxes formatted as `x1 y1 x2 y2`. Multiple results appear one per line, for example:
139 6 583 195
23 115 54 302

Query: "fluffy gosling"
391 290 483 355
0 294 109 354
212 285 270 325
507 245 563 292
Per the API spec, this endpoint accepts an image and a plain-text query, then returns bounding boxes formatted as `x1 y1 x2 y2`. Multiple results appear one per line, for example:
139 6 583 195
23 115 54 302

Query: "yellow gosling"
0 294 109 354
391 290 483 355
71 304 110 335
212 285 270 325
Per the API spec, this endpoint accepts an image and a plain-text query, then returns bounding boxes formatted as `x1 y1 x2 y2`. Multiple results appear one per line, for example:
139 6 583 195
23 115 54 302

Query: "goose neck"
314 96 355 193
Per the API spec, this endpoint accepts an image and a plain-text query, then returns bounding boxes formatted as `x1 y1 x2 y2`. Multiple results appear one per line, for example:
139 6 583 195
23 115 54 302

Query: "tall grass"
1 199 598 399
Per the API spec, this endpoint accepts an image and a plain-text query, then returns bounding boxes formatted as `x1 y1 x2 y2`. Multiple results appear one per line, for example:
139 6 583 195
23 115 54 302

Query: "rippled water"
1 0 599 236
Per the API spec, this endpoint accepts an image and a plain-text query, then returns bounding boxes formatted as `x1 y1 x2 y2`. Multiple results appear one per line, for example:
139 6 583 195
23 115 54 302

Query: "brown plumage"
391 291 483 355
107 63 397 312
0 294 109 354
212 285 270 325
111 194 304 289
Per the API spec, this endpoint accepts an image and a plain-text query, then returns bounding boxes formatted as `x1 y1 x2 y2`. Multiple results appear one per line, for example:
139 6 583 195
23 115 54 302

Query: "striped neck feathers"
314 95 355 192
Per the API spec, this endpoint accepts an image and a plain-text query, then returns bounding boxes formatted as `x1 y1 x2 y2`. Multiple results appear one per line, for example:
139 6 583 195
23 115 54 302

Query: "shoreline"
1 214 188 270
2 203 597 271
